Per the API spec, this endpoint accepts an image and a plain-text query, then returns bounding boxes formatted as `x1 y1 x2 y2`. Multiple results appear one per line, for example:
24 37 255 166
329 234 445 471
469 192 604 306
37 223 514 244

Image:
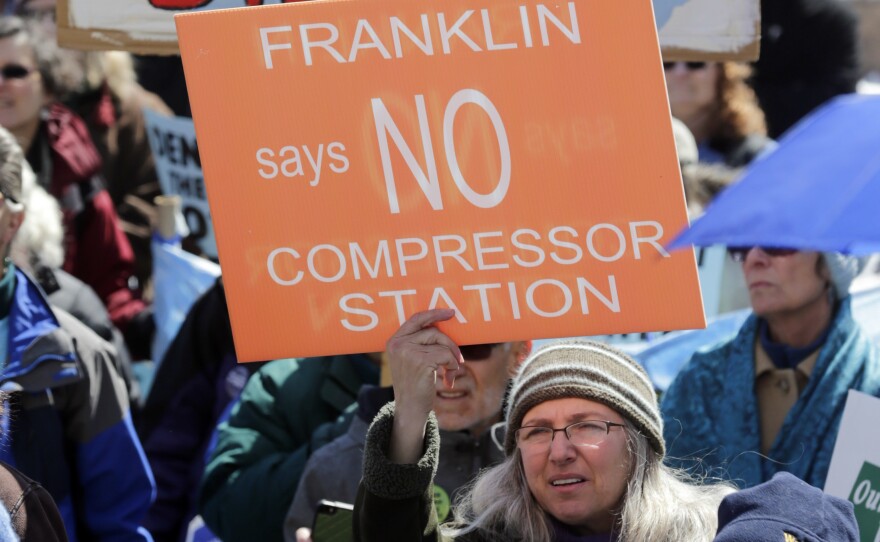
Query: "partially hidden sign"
176 0 706 362
825 390 880 542
143 110 218 259
61 0 759 60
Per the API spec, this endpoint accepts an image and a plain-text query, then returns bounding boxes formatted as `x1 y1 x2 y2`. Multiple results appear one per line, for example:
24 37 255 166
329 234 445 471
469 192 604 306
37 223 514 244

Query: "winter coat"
752 0 860 137
26 103 145 333
199 355 379 542
0 269 154 542
698 134 775 168
354 403 613 542
661 298 880 488
35 266 139 409
0 460 68 542
66 81 173 288
285 386 504 537
139 278 267 542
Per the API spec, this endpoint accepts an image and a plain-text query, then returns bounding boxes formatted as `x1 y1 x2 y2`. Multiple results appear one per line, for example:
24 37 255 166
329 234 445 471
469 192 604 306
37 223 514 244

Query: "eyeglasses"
727 246 798 262
515 420 625 452
663 61 708 71
459 343 500 361
0 64 34 82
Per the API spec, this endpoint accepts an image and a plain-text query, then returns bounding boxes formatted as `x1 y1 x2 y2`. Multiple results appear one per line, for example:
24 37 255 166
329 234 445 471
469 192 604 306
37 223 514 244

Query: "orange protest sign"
175 0 705 362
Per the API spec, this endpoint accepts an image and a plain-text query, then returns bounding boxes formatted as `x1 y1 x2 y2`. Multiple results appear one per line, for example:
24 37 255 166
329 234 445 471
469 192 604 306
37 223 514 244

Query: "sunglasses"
663 61 708 71
459 343 500 361
727 246 798 262
0 64 34 81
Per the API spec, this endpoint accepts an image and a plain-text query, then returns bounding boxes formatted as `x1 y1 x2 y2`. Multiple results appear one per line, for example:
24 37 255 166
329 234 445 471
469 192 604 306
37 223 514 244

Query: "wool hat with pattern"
503 340 664 457
714 472 858 542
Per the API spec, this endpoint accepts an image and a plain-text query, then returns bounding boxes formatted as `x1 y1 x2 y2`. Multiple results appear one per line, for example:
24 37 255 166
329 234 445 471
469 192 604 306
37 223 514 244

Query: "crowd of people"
0 0 876 540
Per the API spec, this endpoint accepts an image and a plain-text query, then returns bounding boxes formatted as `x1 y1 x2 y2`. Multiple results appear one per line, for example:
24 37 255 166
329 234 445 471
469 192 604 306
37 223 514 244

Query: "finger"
405 326 463 362
394 308 456 337
441 366 457 390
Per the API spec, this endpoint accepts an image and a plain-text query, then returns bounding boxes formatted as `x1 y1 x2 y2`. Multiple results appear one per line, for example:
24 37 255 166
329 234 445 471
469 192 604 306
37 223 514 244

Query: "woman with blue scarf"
662 249 880 488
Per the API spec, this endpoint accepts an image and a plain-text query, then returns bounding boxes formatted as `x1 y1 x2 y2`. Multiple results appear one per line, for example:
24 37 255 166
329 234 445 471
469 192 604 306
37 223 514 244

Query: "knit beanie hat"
823 253 865 300
503 340 664 457
714 472 858 542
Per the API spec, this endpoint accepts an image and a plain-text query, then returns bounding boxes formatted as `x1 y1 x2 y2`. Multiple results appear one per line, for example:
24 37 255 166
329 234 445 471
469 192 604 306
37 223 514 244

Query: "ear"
1 209 25 248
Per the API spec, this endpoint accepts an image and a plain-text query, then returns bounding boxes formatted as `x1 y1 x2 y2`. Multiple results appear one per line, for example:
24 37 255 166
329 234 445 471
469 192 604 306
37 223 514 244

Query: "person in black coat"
752 0 861 138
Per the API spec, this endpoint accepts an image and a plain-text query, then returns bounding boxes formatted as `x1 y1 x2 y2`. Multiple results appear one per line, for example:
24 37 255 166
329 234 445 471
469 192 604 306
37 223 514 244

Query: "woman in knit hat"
354 309 733 542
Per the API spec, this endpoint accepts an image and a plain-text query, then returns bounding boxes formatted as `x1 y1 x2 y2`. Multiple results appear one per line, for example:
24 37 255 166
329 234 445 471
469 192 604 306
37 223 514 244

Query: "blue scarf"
758 315 831 369
662 298 880 488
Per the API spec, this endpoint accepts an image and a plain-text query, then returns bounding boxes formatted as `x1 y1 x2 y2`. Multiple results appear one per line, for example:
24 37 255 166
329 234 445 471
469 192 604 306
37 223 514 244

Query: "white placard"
144 110 217 259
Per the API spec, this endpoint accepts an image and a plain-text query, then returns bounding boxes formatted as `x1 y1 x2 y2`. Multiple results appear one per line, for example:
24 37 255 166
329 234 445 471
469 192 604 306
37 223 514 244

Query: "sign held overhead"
176 0 706 362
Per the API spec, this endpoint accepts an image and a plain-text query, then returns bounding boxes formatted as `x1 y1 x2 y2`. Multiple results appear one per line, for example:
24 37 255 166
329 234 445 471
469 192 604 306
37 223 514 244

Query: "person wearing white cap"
662 248 880 488
354 309 733 542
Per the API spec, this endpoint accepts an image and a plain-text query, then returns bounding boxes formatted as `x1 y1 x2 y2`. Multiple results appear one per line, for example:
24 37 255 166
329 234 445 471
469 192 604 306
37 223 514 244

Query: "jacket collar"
1 268 79 391
320 354 379 413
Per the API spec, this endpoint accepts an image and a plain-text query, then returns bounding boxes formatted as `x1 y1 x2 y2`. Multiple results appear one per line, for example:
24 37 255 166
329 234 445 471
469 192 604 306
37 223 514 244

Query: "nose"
547 429 576 464
742 247 770 267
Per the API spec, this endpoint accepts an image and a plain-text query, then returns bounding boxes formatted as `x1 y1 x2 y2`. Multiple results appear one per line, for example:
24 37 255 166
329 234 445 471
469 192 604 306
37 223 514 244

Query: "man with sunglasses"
285 340 531 542
661 247 880 488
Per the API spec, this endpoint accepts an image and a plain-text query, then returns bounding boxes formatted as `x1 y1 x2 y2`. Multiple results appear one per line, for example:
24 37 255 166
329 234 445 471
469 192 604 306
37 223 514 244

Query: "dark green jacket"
200 355 376 542
355 403 495 542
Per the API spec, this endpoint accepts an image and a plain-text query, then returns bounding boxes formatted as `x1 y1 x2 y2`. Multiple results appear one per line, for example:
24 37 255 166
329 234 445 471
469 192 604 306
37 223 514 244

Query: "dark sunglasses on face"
459 343 500 361
663 61 707 71
727 246 798 262
0 64 34 81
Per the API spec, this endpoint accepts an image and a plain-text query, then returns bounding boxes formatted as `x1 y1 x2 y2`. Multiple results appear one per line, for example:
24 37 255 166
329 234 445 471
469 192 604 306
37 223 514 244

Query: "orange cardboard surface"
176 0 706 361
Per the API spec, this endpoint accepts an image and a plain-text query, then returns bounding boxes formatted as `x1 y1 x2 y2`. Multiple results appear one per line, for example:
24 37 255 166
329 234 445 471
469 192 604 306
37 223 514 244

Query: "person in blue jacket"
662 247 880 488
0 126 155 541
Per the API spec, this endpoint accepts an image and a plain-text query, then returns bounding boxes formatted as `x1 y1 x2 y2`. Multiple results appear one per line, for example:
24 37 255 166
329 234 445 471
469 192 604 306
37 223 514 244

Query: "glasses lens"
516 426 552 447
568 421 610 446
1 65 31 79
727 246 750 262
761 247 797 257
459 343 498 361
663 61 707 71
727 246 798 262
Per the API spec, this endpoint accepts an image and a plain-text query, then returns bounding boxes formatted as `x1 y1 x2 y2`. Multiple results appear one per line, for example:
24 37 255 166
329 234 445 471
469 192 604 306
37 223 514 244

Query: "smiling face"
518 397 631 534
741 248 830 320
433 342 525 436
0 34 46 149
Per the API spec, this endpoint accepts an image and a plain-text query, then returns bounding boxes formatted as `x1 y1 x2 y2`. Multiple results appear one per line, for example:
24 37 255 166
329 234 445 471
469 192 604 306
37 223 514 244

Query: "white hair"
446 423 734 542
10 163 65 271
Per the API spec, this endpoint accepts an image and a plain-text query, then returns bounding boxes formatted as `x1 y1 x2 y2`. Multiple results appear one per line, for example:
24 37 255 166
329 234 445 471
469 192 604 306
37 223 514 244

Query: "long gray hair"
446 422 734 542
